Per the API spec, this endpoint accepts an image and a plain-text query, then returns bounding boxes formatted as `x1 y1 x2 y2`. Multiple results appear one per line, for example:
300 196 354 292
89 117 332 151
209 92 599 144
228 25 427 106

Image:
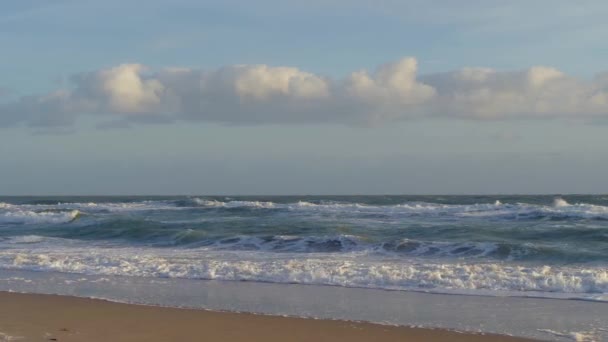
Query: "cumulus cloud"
421 66 607 119
1 57 607 128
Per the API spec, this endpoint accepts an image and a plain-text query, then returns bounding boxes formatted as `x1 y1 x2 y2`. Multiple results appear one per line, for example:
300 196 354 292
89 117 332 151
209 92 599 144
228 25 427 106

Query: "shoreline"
0 291 538 342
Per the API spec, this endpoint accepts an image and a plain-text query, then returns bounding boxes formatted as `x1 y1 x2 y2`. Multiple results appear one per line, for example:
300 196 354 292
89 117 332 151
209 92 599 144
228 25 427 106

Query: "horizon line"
0 193 604 197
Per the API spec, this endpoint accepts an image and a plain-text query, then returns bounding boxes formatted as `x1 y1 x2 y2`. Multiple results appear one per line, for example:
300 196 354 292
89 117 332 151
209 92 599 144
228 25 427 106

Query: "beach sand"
0 292 538 342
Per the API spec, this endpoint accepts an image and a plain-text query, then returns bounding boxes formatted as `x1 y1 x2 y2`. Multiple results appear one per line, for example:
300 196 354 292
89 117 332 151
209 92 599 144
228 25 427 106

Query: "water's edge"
1 270 607 342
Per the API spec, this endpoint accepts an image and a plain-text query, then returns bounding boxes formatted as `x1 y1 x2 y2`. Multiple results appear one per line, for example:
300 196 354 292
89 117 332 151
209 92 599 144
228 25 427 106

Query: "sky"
1 0 608 195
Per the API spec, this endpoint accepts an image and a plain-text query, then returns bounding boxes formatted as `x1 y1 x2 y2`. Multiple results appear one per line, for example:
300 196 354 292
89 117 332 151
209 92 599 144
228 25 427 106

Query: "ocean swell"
3 197 608 221
2 195 608 302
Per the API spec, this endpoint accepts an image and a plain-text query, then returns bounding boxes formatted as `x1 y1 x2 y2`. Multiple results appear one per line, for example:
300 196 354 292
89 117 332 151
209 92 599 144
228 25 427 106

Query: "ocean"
1 195 608 340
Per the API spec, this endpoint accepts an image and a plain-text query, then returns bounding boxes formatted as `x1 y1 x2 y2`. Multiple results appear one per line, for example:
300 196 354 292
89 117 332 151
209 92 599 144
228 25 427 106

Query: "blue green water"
1 195 607 299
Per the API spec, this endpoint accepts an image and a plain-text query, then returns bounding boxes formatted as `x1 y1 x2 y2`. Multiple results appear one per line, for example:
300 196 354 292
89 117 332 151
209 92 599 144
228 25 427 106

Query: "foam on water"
0 209 79 225
538 329 600 342
191 198 277 208
554 197 571 208
2 195 608 304
3 198 608 221
187 198 608 220
0 201 176 213
2 269 608 342
1 244 607 301
0 331 24 342
3 235 46 244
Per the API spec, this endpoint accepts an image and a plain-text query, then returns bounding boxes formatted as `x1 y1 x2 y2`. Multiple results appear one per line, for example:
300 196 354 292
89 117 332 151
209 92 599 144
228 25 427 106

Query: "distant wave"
181 198 608 221
1 201 176 213
188 198 278 209
0 229 604 264
553 197 571 207
4 198 608 223
0 209 79 225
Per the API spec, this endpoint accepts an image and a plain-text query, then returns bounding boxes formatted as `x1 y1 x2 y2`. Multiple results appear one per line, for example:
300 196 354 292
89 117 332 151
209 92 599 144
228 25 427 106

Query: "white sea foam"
209 200 276 209
554 197 571 207
4 199 608 220
187 198 608 220
0 209 79 225
1 246 607 300
4 235 46 244
538 329 600 342
191 199 225 207
0 201 176 213
0 202 14 209
0 331 23 342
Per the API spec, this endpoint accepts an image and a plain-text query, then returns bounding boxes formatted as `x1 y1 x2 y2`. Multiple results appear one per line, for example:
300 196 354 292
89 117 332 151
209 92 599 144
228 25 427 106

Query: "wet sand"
0 292 538 342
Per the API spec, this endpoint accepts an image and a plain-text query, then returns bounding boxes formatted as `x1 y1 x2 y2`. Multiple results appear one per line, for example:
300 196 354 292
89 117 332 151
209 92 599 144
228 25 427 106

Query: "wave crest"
5 198 608 221
2 248 607 299
0 209 79 225
553 197 570 207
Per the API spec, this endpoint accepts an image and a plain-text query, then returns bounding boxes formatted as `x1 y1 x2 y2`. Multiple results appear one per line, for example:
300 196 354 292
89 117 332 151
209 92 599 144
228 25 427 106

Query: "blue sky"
1 1 608 194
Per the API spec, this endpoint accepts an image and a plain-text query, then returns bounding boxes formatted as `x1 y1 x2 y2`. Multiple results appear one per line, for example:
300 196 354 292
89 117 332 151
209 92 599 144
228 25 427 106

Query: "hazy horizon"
1 193 605 197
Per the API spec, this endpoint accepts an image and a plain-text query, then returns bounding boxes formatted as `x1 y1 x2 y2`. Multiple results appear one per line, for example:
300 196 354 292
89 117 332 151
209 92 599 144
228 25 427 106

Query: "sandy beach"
0 292 538 342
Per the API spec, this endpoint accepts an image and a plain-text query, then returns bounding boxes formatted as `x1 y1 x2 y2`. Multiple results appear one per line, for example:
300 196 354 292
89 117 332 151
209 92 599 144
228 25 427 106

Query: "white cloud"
345 57 435 105
1 56 608 128
230 65 329 100
96 64 165 113
422 65 607 119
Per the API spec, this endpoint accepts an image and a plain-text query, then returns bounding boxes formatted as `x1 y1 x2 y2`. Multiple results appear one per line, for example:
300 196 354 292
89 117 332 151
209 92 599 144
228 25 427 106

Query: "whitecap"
1 247 607 300
0 210 79 225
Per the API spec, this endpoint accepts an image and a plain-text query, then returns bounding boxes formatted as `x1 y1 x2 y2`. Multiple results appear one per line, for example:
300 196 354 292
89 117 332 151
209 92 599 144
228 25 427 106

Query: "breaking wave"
183 198 608 220
0 209 80 225
1 246 607 300
2 195 608 302
3 197 608 221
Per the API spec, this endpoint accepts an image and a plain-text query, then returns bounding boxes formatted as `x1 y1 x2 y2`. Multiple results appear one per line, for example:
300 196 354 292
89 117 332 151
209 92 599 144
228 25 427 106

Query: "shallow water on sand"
1 270 607 341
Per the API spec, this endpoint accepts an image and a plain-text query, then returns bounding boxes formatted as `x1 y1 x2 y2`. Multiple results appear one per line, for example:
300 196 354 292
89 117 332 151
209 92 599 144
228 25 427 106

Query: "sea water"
1 195 607 340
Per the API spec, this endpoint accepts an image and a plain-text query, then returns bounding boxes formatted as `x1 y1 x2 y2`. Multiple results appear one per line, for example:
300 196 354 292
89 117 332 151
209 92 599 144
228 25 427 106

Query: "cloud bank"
2 57 608 128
